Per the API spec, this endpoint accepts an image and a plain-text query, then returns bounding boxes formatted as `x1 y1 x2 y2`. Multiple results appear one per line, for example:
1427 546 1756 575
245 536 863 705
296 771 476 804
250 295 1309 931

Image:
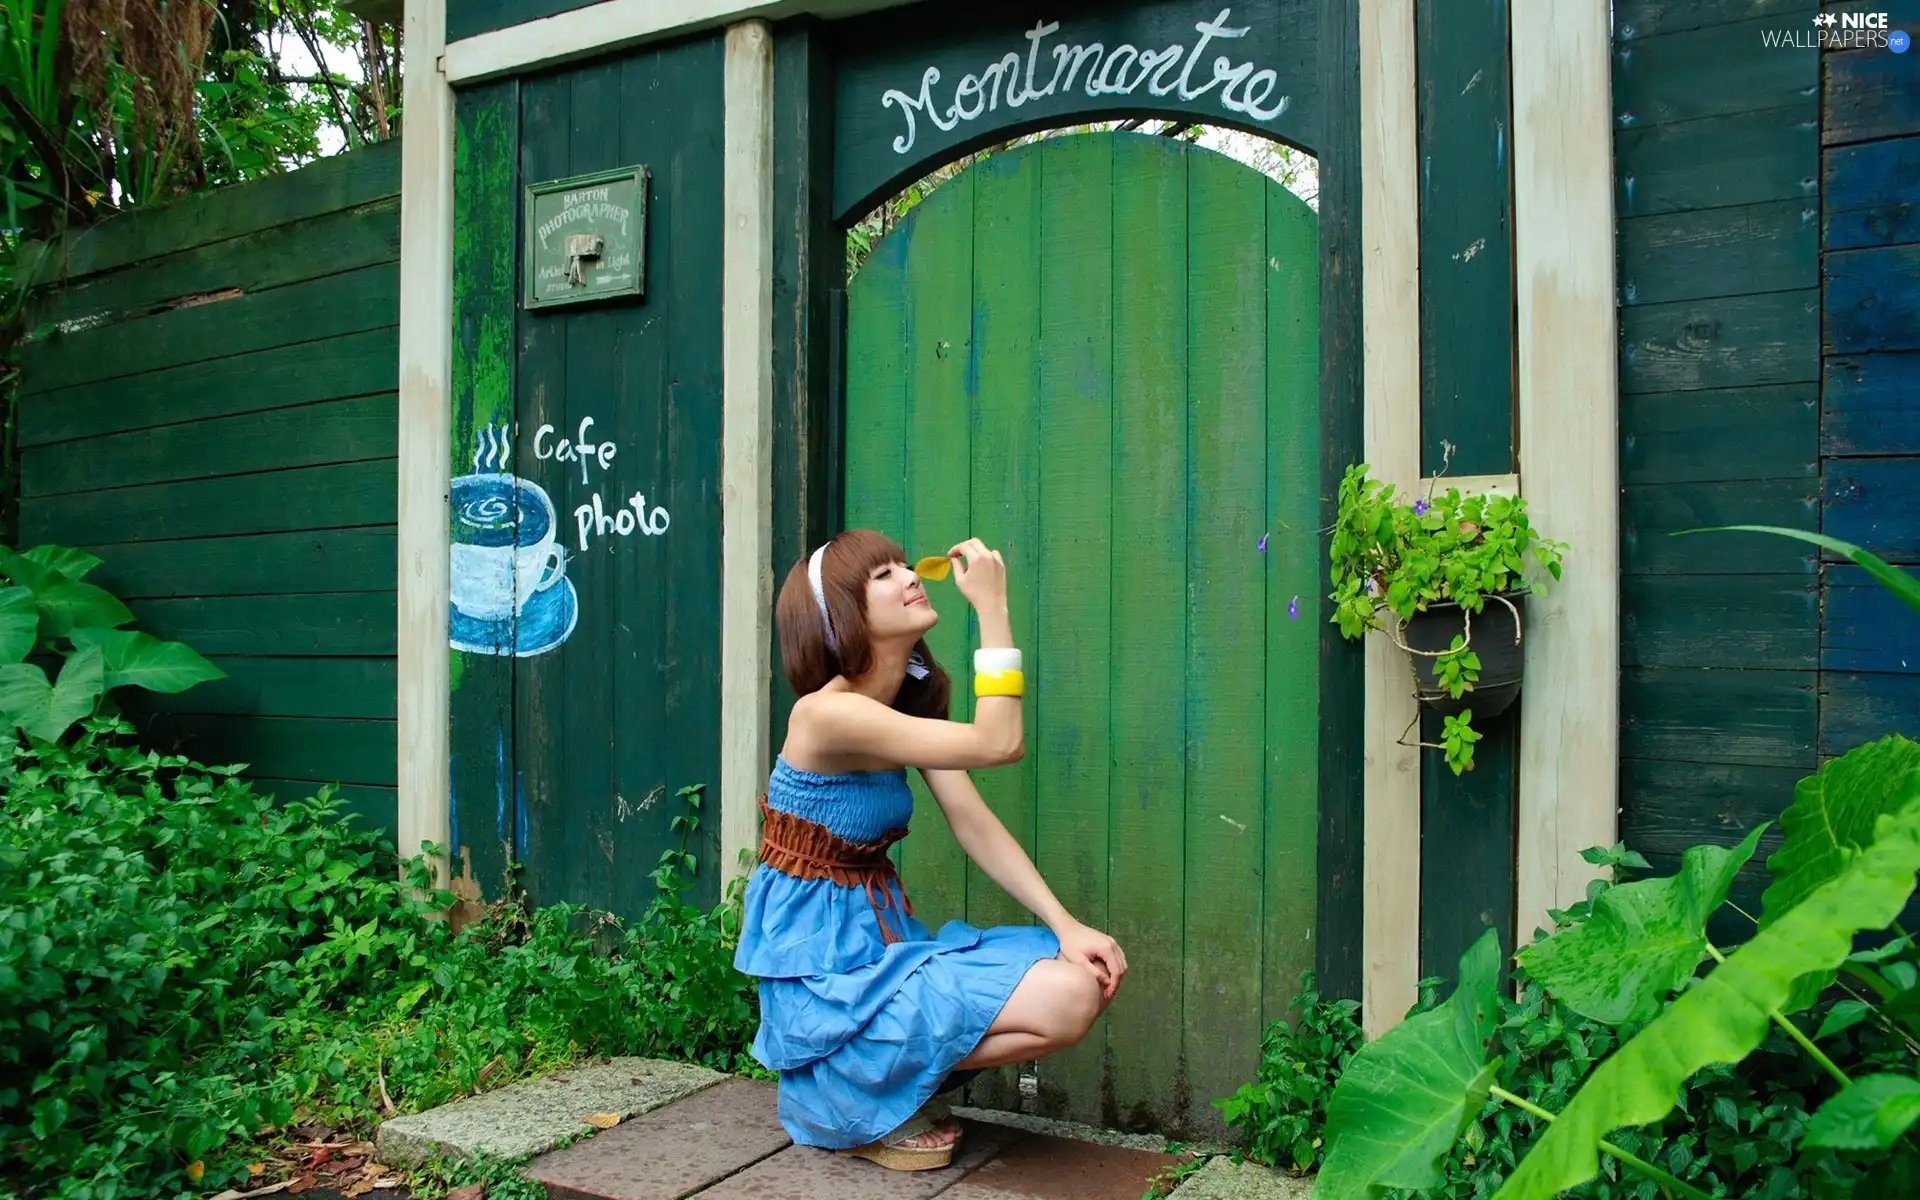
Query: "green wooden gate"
842 132 1320 1134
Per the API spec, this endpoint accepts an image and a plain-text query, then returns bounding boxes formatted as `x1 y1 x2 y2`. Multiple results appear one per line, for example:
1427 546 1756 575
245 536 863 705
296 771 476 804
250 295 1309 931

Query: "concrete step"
374 1058 725 1167
1164 1157 1315 1200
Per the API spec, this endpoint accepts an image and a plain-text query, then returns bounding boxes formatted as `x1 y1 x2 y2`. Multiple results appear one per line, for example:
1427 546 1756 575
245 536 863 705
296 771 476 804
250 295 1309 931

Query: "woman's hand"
948 537 1008 616
1055 922 1128 1001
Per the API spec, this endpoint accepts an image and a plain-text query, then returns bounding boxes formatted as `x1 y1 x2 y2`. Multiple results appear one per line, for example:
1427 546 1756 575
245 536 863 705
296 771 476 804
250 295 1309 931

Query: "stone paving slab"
695 1119 1029 1200
528 1078 790 1200
1164 1157 1314 1200
375 1058 725 1167
938 1134 1176 1199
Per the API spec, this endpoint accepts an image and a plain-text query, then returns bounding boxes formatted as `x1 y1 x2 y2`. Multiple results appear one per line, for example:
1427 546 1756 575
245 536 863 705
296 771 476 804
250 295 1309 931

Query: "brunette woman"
733 531 1127 1171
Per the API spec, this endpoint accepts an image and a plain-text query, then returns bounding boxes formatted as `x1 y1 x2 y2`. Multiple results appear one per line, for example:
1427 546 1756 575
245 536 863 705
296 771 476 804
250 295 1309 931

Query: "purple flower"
1288 595 1300 620
1413 498 1430 517
1256 532 1270 553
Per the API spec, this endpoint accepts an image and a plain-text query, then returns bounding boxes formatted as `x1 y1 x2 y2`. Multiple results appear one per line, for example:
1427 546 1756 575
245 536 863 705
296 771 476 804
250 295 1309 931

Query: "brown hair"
776 529 951 720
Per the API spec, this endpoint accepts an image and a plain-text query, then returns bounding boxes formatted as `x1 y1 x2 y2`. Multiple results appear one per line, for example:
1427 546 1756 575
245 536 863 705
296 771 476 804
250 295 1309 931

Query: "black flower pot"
1399 592 1526 719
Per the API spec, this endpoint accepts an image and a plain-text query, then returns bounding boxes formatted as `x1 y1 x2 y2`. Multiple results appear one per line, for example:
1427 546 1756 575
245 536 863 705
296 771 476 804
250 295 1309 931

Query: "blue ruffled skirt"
736 862 1060 1149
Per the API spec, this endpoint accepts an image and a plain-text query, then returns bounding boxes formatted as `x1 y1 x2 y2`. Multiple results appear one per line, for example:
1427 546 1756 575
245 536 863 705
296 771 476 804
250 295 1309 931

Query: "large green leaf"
0 548 134 638
0 586 37 663
68 627 224 693
0 645 104 742
1317 928 1504 1199
1765 736 1920 923
1804 1074 1920 1152
1680 524 1920 614
18 544 102 580
1491 796 1920 1200
1518 826 1765 1025
1762 735 1920 1010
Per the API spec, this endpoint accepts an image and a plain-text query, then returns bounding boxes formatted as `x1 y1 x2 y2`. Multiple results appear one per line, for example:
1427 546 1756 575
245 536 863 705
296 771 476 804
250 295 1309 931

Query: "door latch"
563 233 604 286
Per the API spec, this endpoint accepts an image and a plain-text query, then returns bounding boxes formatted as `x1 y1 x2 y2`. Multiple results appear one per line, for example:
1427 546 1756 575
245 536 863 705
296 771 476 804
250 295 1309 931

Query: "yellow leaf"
186 1161 206 1182
249 1163 266 1178
581 1112 623 1130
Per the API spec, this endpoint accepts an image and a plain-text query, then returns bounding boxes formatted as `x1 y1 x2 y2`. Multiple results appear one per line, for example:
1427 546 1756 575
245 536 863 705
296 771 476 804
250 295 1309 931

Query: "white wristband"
974 648 1023 674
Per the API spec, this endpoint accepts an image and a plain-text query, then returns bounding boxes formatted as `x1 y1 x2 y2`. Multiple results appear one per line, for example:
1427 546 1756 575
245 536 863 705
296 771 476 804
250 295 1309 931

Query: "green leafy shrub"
1314 530 1920 1200
0 716 759 1200
1216 973 1365 1173
0 544 221 747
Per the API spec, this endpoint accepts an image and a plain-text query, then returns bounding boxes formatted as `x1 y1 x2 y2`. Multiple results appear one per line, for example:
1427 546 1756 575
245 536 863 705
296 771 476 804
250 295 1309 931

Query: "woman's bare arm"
919 767 1071 930
794 690 1023 770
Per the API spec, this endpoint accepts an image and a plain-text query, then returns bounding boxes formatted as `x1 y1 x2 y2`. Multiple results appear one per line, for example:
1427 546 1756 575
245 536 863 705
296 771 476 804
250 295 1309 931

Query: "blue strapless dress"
732 758 1060 1149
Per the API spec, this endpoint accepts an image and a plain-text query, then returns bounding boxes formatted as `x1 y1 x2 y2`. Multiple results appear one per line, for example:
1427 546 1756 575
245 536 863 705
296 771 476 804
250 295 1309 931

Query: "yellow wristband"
973 669 1025 698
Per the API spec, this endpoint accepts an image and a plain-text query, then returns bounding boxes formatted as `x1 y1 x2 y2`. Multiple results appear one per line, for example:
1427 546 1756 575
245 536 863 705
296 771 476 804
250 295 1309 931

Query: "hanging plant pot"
1399 592 1526 719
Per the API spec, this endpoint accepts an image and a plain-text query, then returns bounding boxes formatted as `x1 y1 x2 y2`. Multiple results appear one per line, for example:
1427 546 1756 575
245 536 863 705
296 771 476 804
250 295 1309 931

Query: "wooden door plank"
1182 148 1270 1131
1032 132 1115 1126
1262 182 1321 1031
446 78 521 895
633 42 729 906
966 145 1044 1114
966 148 1043 933
511 72 575 910
898 170 976 932
1105 133 1191 1133
553 58 628 916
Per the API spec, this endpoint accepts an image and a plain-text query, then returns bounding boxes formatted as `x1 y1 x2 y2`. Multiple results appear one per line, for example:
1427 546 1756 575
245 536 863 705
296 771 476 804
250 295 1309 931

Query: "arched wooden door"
842 131 1319 1135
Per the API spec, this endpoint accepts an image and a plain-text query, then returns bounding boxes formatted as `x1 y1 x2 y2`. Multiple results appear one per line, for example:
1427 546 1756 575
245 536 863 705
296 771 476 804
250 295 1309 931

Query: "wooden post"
396 0 454 887
1359 0 1423 1036
1511 0 1620 938
720 19 776 889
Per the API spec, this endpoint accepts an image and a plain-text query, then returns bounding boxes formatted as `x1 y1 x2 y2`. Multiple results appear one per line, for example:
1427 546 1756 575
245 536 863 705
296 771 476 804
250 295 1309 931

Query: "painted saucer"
449 575 579 658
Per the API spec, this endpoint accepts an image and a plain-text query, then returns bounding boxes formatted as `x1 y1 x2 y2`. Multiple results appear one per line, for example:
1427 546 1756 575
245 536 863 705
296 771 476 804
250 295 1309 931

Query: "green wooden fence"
844 131 1320 1133
17 140 404 836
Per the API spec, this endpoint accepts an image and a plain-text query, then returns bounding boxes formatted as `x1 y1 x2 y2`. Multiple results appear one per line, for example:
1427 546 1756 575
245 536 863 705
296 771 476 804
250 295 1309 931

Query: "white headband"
807 543 837 654
807 540 929 680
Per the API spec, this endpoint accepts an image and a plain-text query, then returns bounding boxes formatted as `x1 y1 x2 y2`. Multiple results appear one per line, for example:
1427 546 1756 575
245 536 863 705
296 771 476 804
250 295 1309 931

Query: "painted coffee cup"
449 472 567 622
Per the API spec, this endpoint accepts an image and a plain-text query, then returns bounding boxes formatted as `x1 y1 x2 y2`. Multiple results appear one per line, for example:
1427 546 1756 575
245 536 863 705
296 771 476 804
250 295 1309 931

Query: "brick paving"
523 1079 1178 1200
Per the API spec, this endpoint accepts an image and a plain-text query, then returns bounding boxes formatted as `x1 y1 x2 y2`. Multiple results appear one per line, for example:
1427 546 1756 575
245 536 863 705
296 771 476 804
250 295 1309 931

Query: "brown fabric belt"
757 795 914 945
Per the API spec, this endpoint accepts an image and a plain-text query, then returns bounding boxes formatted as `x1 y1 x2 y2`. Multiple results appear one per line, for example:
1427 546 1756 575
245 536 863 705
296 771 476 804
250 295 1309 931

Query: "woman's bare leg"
955 958 1108 1070
882 957 1111 1151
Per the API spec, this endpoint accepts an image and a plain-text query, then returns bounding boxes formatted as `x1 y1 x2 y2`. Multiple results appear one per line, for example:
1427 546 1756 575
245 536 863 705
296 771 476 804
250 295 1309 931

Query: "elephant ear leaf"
0 548 134 639
1804 1075 1920 1153
68 627 224 693
0 645 105 743
1761 735 1920 1011
18 544 103 581
1316 928 1504 1199
0 586 38 663
1490 794 1920 1200
1518 826 1764 1026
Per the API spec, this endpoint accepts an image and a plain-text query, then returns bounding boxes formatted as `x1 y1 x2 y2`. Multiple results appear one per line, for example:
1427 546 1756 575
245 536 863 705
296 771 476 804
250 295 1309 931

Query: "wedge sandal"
838 1099 962 1172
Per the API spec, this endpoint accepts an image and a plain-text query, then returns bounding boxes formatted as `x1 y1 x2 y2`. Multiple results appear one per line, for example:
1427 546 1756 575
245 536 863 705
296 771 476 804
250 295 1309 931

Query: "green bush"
0 716 760 1200
1308 529 1920 1200
1216 973 1365 1173
1224 956 1912 1198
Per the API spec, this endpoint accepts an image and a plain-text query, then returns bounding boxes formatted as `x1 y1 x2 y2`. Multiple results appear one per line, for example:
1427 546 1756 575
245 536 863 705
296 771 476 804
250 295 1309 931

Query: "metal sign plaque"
522 165 648 310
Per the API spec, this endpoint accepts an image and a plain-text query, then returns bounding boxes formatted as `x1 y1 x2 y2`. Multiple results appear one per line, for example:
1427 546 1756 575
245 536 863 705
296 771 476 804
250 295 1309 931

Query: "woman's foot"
890 1114 961 1150
838 1103 963 1171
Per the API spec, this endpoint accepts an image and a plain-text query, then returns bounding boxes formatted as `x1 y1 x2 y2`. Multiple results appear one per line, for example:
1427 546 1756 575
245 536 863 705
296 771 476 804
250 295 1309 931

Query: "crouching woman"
732 530 1127 1171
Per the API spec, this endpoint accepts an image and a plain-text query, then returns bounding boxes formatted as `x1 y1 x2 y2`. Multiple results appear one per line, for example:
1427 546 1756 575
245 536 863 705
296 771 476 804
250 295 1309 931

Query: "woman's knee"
1043 959 1104 1046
